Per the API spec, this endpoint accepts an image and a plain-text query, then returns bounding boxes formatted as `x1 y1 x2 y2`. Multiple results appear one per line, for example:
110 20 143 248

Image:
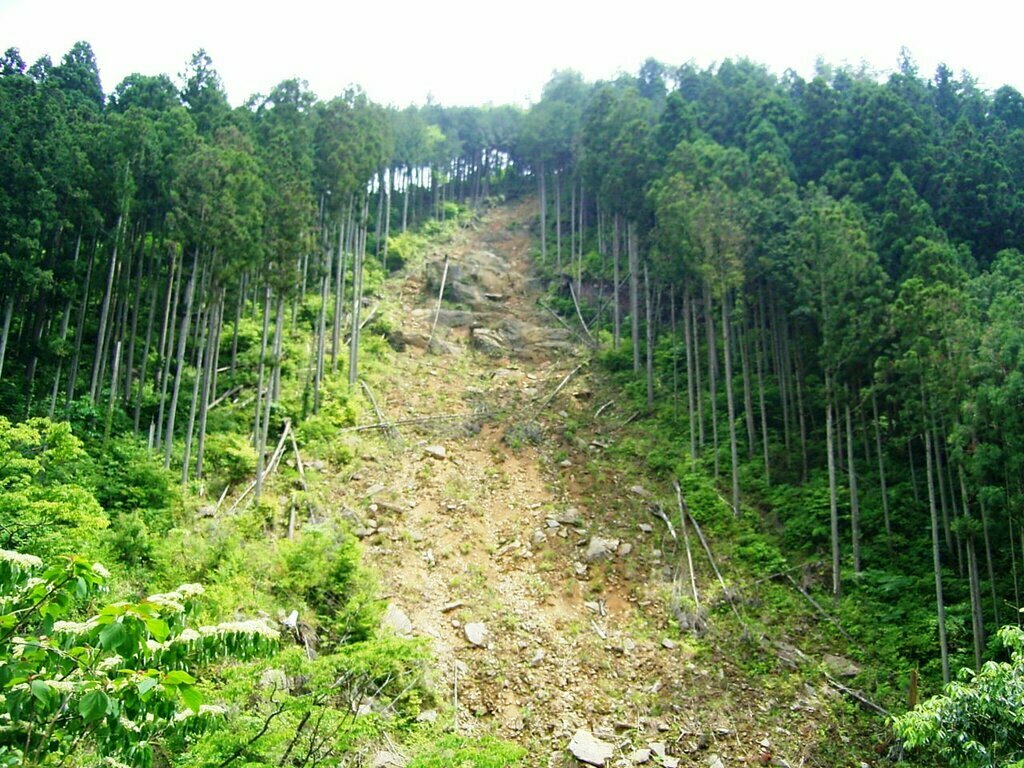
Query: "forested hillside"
2 40 1024 767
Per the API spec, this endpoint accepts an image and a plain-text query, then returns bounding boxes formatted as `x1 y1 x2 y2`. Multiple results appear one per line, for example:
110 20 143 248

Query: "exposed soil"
330 201 854 767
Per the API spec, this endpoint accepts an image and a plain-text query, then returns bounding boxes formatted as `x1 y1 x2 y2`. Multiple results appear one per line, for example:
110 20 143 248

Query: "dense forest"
2 39 1024 767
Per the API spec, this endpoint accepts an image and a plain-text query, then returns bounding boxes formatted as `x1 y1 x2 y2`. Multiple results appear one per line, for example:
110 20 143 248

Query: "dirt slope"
331 200 854 768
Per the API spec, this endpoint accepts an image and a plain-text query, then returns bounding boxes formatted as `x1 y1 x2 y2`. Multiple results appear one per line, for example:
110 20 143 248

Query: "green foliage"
407 734 527 768
0 417 107 560
202 431 258 485
0 549 278 767
893 624 1024 767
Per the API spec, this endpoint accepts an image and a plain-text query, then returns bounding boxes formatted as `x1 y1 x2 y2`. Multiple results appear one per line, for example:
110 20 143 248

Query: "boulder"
568 729 615 766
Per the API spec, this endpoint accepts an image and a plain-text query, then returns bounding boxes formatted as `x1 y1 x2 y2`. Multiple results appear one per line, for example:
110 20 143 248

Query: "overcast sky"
2 0 1022 107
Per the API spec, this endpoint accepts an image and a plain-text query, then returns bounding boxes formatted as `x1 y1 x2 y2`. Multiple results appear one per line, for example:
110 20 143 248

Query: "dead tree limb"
674 480 701 610
427 255 450 348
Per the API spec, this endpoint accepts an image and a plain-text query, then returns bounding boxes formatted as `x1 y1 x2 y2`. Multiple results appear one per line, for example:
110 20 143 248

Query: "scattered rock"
574 562 588 576
464 622 489 647
554 507 583 525
662 638 677 650
470 327 507 357
630 485 651 497
530 648 546 666
560 459 573 468
823 653 861 677
568 729 615 766
364 483 386 497
585 536 621 563
617 542 633 557
532 529 548 546
416 709 438 723
546 518 561 529
370 751 407 768
441 600 465 613
638 523 653 533
629 747 652 764
381 604 414 637
706 755 725 768
423 444 447 460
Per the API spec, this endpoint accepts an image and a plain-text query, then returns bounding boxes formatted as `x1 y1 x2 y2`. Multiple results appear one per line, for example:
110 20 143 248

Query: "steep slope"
331 199 881 767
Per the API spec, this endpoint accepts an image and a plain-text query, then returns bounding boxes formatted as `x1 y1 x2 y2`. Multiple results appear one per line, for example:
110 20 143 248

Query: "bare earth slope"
332 200 855 767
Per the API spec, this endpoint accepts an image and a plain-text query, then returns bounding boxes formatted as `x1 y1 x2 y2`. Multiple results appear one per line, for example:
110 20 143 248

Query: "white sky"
2 0 1022 107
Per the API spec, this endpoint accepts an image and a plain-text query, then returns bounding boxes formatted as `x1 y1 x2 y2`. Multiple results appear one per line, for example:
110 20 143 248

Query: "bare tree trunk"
691 293 705 451
754 305 770 485
846 400 862 574
872 391 893 551
924 422 951 682
538 163 547 263
826 373 841 602
628 223 640 372
612 215 621 349
0 294 13 384
195 294 221 483
683 287 697 458
155 251 182 448
253 287 272 504
722 292 739 515
182 302 209 485
163 254 196 469
704 283 719 478
739 319 755 458
555 171 562 268
956 465 985 670
90 219 122 403
348 197 368 387
644 264 654 408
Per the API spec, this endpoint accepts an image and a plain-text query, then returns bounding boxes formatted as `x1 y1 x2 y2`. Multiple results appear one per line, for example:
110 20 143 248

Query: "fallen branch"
678 480 744 627
209 385 242 410
673 480 701 610
594 400 615 418
339 410 488 433
825 675 890 716
538 300 587 343
532 363 584 415
567 281 597 347
784 574 859 646
427 255 450 348
224 420 291 516
360 379 398 445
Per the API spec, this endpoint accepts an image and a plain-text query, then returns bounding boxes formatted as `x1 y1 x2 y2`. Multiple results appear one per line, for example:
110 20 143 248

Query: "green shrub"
202 431 258 485
408 734 527 768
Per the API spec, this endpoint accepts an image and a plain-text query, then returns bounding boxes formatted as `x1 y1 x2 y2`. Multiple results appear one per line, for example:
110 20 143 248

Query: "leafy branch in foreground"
0 549 278 767
893 620 1024 768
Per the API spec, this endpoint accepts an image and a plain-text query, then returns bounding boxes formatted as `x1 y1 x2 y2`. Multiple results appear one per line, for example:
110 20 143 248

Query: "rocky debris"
423 444 447 460
707 755 726 768
662 638 677 650
629 747 652 764
530 648 546 666
532 529 548 546
369 751 407 768
381 604 414 637
441 600 465 613
585 536 621 563
568 729 615 766
428 337 462 356
775 641 809 669
638 523 653 533
630 485 651 497
554 507 583 525
260 668 288 690
823 653 861 677
416 709 438 723
470 327 507 357
464 622 489 647
617 542 633 557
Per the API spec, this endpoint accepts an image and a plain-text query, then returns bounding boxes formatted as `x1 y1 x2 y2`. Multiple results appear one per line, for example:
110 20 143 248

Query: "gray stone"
629 748 651 764
470 327 507 357
423 444 447 460
532 529 548 546
707 756 725 768
630 485 650 497
554 507 583 525
381 604 414 637
585 536 621 563
823 653 861 677
617 542 633 557
567 729 615 766
369 751 407 768
464 622 489 647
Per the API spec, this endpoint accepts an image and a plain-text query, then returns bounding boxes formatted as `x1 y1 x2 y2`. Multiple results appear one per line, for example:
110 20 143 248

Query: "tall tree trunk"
924 426 951 682
555 171 562 268
163 254 197 469
628 223 640 373
826 373 841 602
195 294 220 484
644 264 654 408
872 391 893 551
691 293 705 451
846 400 862 574
704 283 719 478
722 292 740 514
348 197 368 387
683 287 697 458
754 306 770 485
253 287 272 504
957 465 986 669
612 215 621 349
155 251 182 448
0 294 13 384
739 318 755 457
182 302 209 485
538 163 547 263
90 219 122 403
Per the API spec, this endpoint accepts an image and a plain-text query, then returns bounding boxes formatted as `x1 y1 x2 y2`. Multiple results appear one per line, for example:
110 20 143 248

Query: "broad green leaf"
29 679 50 705
162 670 196 686
179 685 202 713
79 690 109 723
99 620 126 651
145 618 170 642
136 676 159 697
